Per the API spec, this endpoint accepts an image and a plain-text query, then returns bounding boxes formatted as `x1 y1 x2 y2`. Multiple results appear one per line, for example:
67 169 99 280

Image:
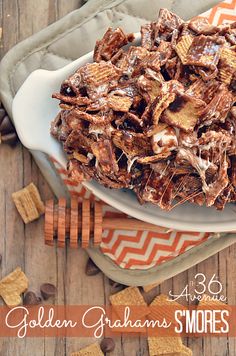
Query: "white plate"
12 35 236 233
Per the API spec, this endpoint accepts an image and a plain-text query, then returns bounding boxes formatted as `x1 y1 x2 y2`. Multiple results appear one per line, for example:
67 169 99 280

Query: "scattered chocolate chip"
0 108 6 122
0 102 19 146
100 338 115 353
0 132 18 146
0 115 15 134
140 286 160 305
109 279 126 294
85 258 100 276
40 283 57 300
23 291 41 305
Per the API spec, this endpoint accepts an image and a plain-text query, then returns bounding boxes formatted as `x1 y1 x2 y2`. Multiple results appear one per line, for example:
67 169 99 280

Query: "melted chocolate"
168 94 187 112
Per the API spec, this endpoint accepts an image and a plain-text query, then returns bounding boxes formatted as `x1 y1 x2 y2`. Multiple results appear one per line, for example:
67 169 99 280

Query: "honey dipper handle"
45 198 102 248
44 198 169 249
102 218 169 233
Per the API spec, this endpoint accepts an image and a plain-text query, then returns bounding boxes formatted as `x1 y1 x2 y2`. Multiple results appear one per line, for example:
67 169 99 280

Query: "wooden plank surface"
0 1 235 355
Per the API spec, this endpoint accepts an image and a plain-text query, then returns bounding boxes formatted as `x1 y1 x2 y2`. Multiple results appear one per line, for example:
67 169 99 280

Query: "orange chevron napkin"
51 0 236 270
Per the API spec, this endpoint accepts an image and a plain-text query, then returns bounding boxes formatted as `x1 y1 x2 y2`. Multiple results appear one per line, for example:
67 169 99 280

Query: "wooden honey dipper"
44 197 168 248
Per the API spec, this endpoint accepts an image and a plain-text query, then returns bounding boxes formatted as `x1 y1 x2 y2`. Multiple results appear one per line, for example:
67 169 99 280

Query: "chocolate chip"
85 258 100 276
40 283 57 300
0 108 6 122
0 103 19 146
0 115 15 134
100 338 115 353
168 94 187 113
140 287 160 305
23 291 41 305
230 79 236 92
109 279 126 294
0 132 18 146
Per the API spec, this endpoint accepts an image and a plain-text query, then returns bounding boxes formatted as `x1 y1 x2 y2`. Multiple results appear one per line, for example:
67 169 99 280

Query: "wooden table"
0 1 235 355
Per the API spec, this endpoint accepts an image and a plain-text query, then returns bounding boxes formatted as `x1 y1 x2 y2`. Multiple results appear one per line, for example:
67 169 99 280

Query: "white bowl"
12 37 236 233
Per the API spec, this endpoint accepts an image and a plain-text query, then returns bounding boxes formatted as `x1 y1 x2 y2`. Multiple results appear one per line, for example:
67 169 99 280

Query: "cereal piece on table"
161 344 193 356
12 190 39 224
26 183 45 215
109 287 147 306
175 35 193 64
71 343 104 356
0 267 28 307
109 286 149 319
148 336 183 356
149 294 186 324
181 345 193 356
162 92 205 132
12 183 44 223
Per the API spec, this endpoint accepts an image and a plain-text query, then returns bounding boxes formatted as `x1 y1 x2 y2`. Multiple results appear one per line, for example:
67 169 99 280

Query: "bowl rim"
12 35 236 233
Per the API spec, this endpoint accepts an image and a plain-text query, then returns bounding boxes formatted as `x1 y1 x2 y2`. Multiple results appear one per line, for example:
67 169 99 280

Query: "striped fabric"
51 0 236 270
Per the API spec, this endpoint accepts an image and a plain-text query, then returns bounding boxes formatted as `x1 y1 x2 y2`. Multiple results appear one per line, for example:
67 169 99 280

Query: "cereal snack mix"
51 9 236 211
